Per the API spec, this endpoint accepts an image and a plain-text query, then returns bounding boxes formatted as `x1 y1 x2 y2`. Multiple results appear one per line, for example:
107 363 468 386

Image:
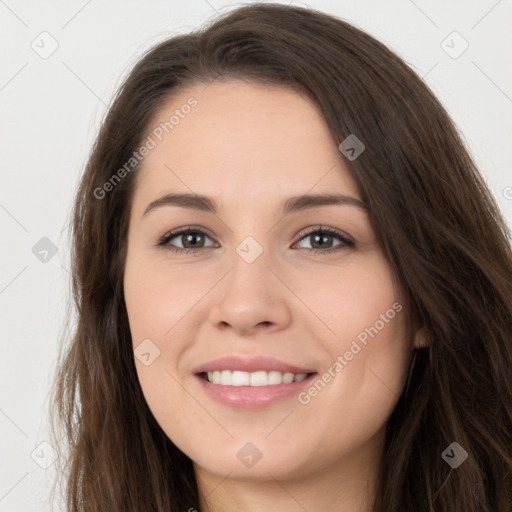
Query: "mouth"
193 370 317 410
191 354 318 409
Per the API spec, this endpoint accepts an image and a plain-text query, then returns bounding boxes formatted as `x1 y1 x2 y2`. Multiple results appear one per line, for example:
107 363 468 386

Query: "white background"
0 1 511 510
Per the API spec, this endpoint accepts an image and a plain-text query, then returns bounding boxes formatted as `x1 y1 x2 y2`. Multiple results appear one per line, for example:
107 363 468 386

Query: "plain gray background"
0 1 511 510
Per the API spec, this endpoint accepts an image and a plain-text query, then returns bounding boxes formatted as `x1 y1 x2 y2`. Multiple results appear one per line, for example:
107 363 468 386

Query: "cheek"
124 252 212 421
124 250 207 346
289 251 402 345
302 254 410 434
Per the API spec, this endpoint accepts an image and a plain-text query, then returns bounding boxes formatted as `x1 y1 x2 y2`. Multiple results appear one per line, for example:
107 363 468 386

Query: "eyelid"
292 225 354 252
156 225 218 248
293 225 352 243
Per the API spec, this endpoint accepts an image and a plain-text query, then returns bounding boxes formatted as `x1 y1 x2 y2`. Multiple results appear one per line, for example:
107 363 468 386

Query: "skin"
123 79 424 512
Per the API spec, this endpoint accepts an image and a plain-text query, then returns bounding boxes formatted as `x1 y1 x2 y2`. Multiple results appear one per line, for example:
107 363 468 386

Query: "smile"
192 354 318 409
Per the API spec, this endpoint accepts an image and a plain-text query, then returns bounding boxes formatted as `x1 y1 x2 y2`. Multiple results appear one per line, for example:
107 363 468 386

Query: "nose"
207 249 293 337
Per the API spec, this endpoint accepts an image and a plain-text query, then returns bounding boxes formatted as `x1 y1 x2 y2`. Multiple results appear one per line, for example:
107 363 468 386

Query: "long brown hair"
49 3 512 511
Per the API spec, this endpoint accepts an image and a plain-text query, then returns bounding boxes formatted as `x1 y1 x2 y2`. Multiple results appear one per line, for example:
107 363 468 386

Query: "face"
123 79 420 482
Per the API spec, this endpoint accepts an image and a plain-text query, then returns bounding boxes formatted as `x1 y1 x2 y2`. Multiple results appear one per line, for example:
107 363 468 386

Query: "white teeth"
282 372 294 384
267 371 283 385
250 371 267 387
232 371 250 386
205 370 309 386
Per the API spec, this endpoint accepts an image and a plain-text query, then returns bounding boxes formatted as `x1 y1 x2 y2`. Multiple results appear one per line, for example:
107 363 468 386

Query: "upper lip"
193 355 316 374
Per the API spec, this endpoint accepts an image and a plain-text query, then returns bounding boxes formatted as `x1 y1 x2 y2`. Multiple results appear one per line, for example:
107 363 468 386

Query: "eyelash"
156 225 354 255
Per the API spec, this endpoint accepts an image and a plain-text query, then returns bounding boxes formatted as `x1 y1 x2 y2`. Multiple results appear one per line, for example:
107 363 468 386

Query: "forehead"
132 79 361 211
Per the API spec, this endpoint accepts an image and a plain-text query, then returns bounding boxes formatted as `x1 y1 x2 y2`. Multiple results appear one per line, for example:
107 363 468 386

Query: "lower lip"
194 373 317 410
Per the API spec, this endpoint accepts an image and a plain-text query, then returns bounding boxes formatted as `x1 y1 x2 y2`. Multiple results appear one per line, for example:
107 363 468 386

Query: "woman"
50 3 512 511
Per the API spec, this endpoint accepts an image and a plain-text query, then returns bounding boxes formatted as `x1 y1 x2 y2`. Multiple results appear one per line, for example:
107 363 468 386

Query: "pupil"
312 233 331 249
184 232 203 248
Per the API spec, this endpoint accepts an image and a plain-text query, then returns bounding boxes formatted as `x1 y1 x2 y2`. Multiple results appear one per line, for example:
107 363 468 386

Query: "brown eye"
156 225 354 255
157 227 217 254
294 226 354 253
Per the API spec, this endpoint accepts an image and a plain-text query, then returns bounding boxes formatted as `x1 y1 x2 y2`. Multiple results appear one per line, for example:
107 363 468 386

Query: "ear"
413 327 429 349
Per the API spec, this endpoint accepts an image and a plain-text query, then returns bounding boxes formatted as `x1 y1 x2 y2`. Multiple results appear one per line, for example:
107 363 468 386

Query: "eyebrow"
142 192 368 217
